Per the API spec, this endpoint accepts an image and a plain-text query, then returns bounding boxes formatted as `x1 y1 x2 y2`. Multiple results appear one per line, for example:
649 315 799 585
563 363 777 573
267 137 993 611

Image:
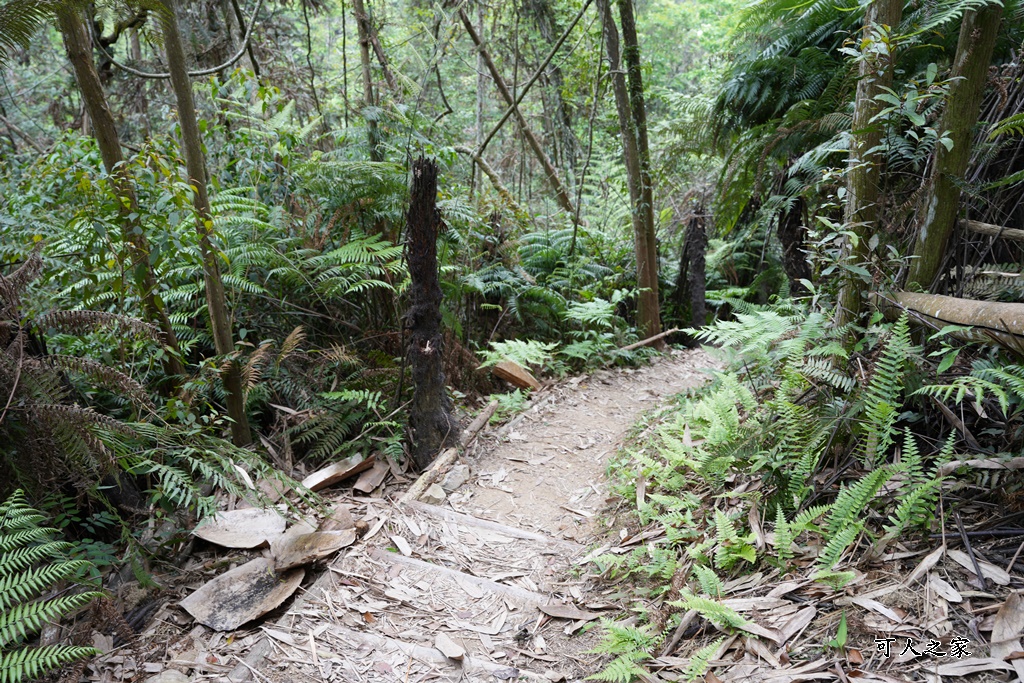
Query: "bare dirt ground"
90 349 712 683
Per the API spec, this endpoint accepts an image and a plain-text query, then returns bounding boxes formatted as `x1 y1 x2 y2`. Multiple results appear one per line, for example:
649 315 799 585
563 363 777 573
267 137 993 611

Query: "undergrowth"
588 297 1021 679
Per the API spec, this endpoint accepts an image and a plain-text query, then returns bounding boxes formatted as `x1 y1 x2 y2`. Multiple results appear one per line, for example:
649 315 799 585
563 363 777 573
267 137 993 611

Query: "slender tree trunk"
351 0 382 162
597 0 662 340
459 9 575 216
836 0 903 327
159 0 251 446
58 7 185 384
907 4 1003 290
406 157 459 470
617 0 661 342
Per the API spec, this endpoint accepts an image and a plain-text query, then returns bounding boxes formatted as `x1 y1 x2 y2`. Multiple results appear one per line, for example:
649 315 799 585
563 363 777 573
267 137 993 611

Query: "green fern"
692 564 724 597
860 315 915 467
588 619 659 682
670 593 749 632
684 638 725 682
713 510 757 570
0 491 100 683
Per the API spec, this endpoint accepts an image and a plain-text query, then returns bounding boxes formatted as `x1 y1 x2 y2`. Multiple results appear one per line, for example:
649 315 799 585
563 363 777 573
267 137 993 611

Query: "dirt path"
112 349 712 683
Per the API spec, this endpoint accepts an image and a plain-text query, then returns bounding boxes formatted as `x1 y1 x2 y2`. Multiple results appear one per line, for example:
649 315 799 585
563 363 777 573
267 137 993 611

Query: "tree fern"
0 491 100 683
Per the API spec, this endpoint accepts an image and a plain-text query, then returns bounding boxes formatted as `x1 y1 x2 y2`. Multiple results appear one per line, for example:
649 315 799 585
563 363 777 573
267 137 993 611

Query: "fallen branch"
398 400 497 505
617 327 681 353
876 292 1024 348
961 219 1024 243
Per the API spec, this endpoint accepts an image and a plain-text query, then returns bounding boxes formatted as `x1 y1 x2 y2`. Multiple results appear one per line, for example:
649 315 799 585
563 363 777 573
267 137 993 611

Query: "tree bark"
459 9 575 216
906 4 1003 290
406 158 459 470
598 0 662 340
836 0 903 327
58 7 185 384
160 0 251 446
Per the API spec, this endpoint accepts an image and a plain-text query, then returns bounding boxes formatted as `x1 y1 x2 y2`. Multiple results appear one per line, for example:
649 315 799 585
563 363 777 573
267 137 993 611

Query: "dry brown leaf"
991 591 1024 682
906 546 944 585
300 453 374 492
320 505 355 532
192 507 287 549
947 549 1012 586
354 459 390 494
841 597 903 624
742 636 780 667
179 558 304 631
721 597 791 612
391 535 412 557
455 576 485 599
538 604 602 621
926 573 962 603
434 632 465 660
777 606 817 644
272 529 356 570
935 657 1014 675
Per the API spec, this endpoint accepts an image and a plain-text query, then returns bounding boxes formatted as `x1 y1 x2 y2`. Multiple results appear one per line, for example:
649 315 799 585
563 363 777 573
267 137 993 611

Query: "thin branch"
432 65 452 123
230 0 261 77
477 0 592 157
300 0 323 118
98 0 265 80
0 113 43 153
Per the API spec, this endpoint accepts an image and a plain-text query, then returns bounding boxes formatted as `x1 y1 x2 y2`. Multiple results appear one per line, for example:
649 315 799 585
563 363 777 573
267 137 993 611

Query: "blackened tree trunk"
406 158 459 470
675 210 707 331
777 196 811 294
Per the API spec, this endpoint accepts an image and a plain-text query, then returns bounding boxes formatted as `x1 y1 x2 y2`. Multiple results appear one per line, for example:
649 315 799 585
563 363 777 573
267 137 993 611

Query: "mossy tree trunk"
598 0 662 342
160 0 252 446
406 158 459 470
906 4 1003 290
836 0 902 327
58 7 185 385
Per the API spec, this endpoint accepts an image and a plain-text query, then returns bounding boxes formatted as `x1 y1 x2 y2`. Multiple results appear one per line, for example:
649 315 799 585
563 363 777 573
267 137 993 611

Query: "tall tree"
57 5 186 384
906 3 1004 290
597 0 662 340
836 0 902 327
159 0 252 446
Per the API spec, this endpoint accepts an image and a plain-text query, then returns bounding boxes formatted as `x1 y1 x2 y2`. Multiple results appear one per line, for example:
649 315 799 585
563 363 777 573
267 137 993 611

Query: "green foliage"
477 339 557 370
588 619 659 683
0 490 100 683
684 638 724 682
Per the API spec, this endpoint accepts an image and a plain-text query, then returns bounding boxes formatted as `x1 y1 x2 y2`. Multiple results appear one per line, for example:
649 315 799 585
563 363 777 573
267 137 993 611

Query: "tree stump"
406 158 460 470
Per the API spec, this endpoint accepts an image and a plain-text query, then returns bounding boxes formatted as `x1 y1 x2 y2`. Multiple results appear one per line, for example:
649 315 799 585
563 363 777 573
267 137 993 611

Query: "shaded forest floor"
81 348 1024 683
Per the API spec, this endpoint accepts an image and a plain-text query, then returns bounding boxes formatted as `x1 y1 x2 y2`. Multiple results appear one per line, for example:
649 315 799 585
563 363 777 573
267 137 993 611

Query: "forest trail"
204 349 713 683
